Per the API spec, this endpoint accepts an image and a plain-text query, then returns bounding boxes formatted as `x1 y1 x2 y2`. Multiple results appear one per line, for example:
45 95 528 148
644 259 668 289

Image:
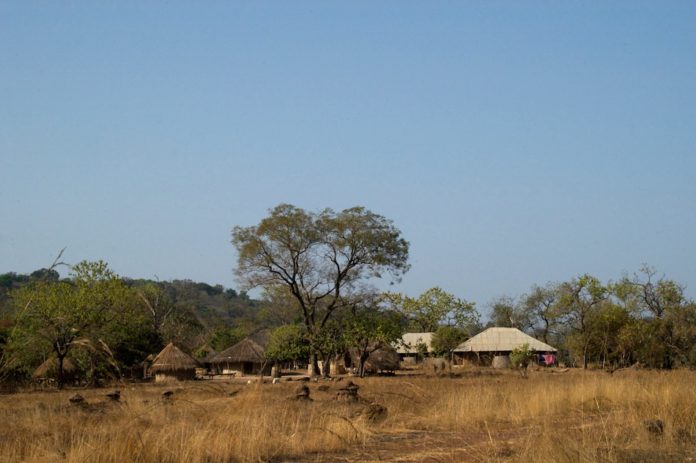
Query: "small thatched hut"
364 346 401 374
33 356 79 383
210 332 271 376
329 345 401 376
150 343 201 382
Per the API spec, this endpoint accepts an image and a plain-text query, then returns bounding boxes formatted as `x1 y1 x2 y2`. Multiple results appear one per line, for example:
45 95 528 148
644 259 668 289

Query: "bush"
510 343 535 376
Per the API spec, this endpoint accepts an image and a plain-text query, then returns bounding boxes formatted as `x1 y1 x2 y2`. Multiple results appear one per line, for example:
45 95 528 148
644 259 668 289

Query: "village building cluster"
131 327 558 383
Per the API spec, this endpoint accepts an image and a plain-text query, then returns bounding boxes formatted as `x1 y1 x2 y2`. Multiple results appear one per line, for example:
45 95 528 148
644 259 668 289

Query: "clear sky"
1 1 695 309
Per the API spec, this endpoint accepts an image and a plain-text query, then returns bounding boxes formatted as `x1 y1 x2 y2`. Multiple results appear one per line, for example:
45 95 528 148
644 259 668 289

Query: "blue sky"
1 1 695 309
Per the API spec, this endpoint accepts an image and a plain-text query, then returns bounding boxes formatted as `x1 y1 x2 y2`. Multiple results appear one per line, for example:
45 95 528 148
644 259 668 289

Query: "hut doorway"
343 352 352 369
243 362 254 375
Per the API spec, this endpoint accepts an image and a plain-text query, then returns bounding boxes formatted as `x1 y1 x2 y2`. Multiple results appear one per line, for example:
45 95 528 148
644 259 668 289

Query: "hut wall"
329 360 347 376
492 355 511 369
218 362 270 376
154 370 196 383
454 352 496 366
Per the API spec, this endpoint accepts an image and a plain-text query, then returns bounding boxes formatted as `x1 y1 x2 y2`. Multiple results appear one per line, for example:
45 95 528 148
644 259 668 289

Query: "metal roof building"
454 327 557 353
395 332 434 355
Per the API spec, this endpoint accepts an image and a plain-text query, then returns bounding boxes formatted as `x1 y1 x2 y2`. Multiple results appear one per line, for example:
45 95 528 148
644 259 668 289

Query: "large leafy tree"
520 283 560 343
343 302 404 377
386 287 479 333
232 204 409 375
488 296 531 330
584 302 631 368
265 324 310 367
257 286 303 327
7 261 149 387
556 274 607 369
136 283 205 350
207 325 248 352
431 325 468 361
614 266 691 368
617 265 684 319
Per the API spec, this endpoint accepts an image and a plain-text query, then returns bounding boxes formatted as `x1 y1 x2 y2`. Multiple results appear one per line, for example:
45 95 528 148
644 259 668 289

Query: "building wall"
154 370 196 382
214 361 271 376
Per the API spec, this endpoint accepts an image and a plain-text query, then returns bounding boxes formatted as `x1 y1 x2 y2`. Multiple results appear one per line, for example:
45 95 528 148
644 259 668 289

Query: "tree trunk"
582 348 588 369
308 352 320 377
321 355 331 378
57 354 65 389
358 352 369 378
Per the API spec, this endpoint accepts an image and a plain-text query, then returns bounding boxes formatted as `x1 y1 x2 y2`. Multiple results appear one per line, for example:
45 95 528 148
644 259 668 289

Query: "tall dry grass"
1 369 695 462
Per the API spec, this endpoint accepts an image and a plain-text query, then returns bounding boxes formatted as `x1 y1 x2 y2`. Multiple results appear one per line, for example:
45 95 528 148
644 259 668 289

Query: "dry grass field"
1 368 695 462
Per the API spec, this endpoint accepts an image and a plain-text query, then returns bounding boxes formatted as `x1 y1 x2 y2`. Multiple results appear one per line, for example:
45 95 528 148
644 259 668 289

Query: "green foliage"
208 326 248 351
5 261 145 386
343 305 404 377
616 318 666 367
2 255 695 384
555 274 608 368
343 308 404 352
415 341 429 360
232 204 410 368
431 325 467 357
488 296 534 330
314 319 347 359
257 286 303 326
510 343 535 369
265 324 309 363
385 287 479 333
1 264 265 383
519 283 560 343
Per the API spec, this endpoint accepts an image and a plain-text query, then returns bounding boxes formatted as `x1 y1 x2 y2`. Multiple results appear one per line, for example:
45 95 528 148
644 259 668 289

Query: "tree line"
1 203 694 387
0 259 270 387
231 204 696 373
486 267 696 369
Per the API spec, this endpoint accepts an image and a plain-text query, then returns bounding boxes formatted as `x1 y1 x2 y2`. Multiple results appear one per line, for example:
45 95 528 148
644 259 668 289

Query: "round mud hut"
150 343 201 382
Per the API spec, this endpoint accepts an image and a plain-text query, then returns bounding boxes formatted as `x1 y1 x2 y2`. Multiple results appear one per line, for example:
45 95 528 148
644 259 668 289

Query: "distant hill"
0 270 262 331
124 278 262 329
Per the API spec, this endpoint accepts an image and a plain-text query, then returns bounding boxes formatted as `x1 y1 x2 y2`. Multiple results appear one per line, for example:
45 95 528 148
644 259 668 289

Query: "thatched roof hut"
150 343 201 382
32 356 78 380
364 346 401 373
210 332 271 376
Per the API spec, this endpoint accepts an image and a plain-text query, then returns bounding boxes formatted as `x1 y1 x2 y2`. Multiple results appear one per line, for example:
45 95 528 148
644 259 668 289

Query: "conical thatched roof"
33 356 78 379
150 343 201 373
211 337 266 364
453 327 557 353
364 346 401 372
